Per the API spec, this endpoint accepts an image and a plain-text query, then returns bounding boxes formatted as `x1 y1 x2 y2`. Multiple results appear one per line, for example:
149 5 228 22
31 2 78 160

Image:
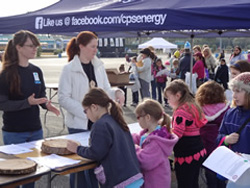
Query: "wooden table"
0 123 142 188
0 153 50 188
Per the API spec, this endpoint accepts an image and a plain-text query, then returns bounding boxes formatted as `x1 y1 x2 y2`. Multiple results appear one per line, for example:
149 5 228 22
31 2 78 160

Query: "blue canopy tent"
1 0 250 89
0 0 250 37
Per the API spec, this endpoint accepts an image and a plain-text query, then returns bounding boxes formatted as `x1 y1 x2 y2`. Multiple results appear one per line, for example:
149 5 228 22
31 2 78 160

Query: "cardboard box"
106 68 130 84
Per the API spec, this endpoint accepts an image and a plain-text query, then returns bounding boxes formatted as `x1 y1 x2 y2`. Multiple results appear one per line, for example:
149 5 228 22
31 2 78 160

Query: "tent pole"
189 33 194 92
218 30 223 52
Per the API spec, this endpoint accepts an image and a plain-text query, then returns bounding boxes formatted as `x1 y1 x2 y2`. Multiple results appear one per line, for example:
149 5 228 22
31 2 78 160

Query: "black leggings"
175 158 203 188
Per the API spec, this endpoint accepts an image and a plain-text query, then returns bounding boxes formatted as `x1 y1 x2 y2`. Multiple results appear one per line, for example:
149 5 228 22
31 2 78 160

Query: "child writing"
164 79 207 188
67 88 143 188
196 81 230 188
217 72 250 188
132 99 178 188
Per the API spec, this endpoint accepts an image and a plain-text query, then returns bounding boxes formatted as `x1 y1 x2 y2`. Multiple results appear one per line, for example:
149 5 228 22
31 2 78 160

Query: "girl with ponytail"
67 87 143 188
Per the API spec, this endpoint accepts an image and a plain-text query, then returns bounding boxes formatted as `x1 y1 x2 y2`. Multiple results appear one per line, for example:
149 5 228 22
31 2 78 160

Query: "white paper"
17 142 37 149
156 69 170 77
27 154 81 169
128 123 142 134
203 146 250 182
0 144 33 154
0 158 6 161
50 132 91 146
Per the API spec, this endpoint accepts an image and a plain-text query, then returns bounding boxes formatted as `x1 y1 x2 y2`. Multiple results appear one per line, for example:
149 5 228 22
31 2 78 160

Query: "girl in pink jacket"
132 99 178 188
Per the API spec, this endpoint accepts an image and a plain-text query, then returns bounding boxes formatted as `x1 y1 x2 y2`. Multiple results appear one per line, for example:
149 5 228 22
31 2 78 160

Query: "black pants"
119 86 127 105
132 91 139 104
205 167 227 188
175 159 203 188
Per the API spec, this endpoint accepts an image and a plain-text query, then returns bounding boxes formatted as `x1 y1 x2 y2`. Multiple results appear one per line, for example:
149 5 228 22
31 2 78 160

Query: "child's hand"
225 133 239 144
67 140 80 153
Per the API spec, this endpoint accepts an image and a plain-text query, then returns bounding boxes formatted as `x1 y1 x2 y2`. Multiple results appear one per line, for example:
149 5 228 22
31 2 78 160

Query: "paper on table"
27 154 81 169
203 146 250 182
51 132 91 146
17 142 37 149
0 144 33 154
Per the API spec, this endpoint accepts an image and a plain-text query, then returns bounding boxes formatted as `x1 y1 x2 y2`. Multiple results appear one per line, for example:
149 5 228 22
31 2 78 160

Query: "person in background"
67 88 143 188
169 49 180 70
148 46 157 100
217 49 225 61
196 81 230 188
0 30 60 188
214 58 229 90
193 45 202 53
132 99 178 188
137 48 155 99
58 31 124 188
178 41 195 80
192 52 207 88
129 56 141 107
154 58 168 106
118 64 127 107
202 44 209 50
229 46 245 65
171 59 180 80
229 60 250 79
203 47 216 79
164 80 207 188
247 50 250 63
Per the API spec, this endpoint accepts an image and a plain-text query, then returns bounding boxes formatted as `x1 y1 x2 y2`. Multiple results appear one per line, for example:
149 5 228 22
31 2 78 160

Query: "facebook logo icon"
35 17 43 29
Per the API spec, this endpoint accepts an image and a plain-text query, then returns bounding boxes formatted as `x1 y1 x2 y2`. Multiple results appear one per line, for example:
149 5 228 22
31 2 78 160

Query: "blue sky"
0 0 59 17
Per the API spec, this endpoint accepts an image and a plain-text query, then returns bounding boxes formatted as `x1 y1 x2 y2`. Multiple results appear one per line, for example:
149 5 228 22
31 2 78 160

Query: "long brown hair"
135 99 171 132
66 31 98 62
164 79 203 120
82 88 129 131
1 30 40 95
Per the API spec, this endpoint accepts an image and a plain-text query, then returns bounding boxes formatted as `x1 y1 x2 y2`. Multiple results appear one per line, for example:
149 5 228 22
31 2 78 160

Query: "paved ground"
0 55 207 187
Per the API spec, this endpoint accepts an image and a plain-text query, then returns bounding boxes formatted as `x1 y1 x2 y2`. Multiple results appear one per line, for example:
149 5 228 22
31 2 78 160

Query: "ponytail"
2 39 21 95
66 37 79 62
109 100 129 132
161 113 171 133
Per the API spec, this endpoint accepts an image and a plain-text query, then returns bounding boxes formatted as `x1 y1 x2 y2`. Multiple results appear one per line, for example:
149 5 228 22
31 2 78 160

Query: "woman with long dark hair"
0 30 59 188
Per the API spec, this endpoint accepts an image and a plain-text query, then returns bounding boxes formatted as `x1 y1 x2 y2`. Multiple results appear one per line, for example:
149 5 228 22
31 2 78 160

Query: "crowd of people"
0 30 250 188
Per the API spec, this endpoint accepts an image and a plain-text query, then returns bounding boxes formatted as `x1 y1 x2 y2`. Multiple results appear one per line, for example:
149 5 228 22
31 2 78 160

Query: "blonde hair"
135 99 171 132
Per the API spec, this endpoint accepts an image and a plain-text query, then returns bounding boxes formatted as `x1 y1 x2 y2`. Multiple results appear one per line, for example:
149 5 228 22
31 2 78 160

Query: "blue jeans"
2 129 43 188
2 129 43 145
68 128 99 188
